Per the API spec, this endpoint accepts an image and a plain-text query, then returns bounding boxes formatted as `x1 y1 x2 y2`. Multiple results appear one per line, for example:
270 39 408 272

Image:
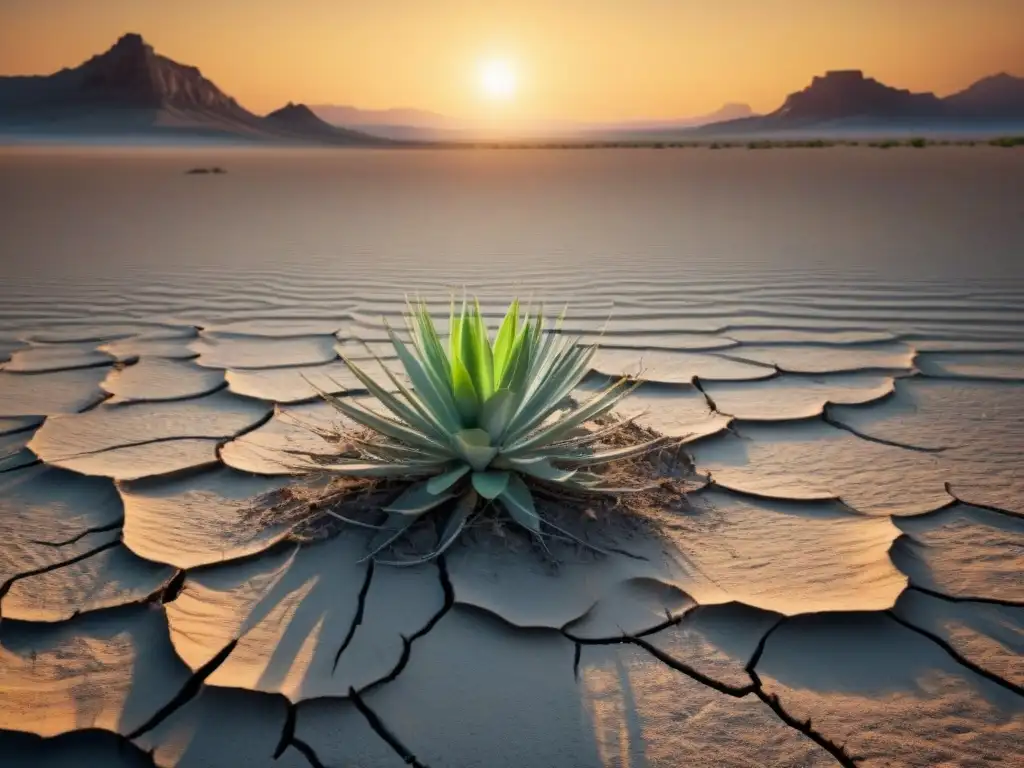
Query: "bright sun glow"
478 59 517 100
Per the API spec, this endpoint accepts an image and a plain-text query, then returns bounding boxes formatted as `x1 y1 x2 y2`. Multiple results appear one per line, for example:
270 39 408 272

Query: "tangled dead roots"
245 413 700 561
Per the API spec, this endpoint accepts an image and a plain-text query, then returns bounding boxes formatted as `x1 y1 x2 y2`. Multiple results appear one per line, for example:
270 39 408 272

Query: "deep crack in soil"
349 686 430 768
886 609 1024 698
0 538 120 619
332 560 375 672
125 639 239 741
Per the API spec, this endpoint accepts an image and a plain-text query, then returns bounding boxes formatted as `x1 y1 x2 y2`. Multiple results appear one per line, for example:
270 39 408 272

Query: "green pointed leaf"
555 303 569 330
412 301 451 383
498 473 541 534
492 298 519 382
471 470 511 499
314 461 445 478
451 356 480 425
449 295 466 364
376 363 459 438
437 490 477 551
505 379 634 456
459 301 493 402
378 490 477 567
332 359 447 444
500 344 573 440
383 481 456 516
513 345 596 440
548 436 671 467
476 298 491 342
316 388 446 453
479 389 517 441
453 428 497 471
474 299 495 397
387 329 461 428
503 344 591 442
515 323 566 406
495 325 534 432
346 436 449 463
448 297 457 356
497 322 531 391
427 463 471 494
493 455 577 483
458 305 477 392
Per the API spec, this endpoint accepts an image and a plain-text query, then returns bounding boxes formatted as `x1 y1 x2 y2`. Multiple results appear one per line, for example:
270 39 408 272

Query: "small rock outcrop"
265 102 328 128
263 101 389 144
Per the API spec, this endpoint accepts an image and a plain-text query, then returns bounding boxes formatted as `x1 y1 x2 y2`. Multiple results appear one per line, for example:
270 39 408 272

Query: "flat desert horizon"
1 144 1022 767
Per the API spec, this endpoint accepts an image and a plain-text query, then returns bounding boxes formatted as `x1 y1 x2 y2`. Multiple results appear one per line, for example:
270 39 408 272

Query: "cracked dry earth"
4 140 1024 768
1 307 1022 768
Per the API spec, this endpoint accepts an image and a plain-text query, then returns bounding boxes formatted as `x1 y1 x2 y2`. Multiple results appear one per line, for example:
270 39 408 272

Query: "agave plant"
309 298 668 564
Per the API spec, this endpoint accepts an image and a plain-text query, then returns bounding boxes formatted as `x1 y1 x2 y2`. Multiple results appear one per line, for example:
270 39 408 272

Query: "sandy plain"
0 146 1022 766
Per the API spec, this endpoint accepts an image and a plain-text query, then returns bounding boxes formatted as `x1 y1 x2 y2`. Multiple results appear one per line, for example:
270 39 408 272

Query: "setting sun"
478 58 517 100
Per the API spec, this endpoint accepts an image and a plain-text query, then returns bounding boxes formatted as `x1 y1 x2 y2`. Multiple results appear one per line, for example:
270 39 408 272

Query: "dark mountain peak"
954 72 1022 93
86 32 157 74
111 32 149 52
266 102 320 123
74 33 158 102
814 69 865 84
773 69 943 121
263 101 389 144
945 71 1024 117
48 32 246 114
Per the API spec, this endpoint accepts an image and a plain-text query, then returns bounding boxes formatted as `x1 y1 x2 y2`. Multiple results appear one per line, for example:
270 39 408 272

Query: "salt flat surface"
0 146 1022 766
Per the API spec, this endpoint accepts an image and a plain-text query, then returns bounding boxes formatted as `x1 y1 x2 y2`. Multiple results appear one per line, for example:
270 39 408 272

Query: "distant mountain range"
309 105 454 131
308 102 758 140
0 34 1021 144
692 70 1024 137
0 34 388 144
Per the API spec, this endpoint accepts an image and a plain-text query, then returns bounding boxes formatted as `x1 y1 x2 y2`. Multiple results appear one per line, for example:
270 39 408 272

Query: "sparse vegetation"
433 135 1019 151
990 136 1024 148
270 299 683 565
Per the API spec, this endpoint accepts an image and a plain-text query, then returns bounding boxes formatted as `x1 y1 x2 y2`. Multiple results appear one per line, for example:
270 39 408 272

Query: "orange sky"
1 0 1022 120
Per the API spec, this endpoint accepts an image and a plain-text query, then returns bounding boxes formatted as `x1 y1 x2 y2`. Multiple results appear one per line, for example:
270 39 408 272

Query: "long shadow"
0 604 193 738
0 727 155 767
753 609 1024 715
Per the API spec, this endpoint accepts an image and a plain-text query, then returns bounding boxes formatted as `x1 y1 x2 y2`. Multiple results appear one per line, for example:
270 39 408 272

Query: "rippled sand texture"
1 147 1023 767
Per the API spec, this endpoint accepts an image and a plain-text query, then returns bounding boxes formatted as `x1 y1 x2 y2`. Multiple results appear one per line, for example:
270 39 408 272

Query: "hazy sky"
2 0 1022 120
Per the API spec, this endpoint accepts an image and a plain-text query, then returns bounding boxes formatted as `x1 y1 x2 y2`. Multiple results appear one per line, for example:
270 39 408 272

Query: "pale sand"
0 146 1022 766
